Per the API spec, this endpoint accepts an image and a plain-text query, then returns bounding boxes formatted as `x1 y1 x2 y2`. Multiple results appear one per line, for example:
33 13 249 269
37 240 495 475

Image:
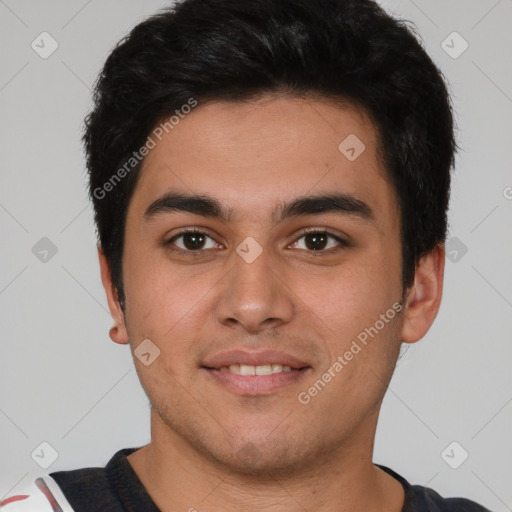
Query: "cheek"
295 251 400 334
122 246 178 332
122 246 218 344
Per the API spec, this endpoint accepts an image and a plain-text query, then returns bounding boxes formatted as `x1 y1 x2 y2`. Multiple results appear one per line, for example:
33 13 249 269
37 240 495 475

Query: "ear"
98 244 129 345
400 243 445 344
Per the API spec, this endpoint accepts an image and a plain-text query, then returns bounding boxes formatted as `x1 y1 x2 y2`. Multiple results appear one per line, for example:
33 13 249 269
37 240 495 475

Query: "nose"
214 244 295 335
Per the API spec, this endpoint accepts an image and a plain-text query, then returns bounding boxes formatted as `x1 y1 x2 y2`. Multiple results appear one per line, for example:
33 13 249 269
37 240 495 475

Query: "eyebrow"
144 191 375 225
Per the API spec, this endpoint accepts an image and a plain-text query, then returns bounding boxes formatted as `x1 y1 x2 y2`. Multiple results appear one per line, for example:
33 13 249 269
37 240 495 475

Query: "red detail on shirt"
0 495 30 506
35 479 61 511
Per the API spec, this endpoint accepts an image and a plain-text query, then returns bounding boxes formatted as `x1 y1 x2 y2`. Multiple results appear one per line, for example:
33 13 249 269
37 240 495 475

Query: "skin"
99 94 445 512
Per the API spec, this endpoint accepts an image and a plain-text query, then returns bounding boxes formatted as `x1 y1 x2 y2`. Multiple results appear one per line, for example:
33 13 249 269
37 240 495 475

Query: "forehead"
129 95 398 229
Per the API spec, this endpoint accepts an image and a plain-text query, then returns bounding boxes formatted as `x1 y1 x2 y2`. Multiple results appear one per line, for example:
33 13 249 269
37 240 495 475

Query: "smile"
202 365 310 395
217 363 293 375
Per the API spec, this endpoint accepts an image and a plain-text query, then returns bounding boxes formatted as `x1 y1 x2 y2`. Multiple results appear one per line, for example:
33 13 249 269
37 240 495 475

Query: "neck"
127 412 404 512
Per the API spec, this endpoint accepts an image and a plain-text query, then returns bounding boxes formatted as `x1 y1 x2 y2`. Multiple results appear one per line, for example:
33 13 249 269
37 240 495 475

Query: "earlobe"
97 244 129 345
400 243 445 344
109 325 128 345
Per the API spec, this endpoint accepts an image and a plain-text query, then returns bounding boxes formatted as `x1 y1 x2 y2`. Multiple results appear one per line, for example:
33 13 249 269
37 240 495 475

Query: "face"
100 94 443 474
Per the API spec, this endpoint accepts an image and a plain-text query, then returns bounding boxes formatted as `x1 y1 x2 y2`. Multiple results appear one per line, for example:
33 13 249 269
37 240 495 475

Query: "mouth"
201 349 312 395
205 363 298 374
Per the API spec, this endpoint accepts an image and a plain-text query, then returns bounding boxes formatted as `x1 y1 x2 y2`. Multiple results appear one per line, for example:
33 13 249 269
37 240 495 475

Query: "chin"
153 396 340 475
217 443 307 477
198 429 329 477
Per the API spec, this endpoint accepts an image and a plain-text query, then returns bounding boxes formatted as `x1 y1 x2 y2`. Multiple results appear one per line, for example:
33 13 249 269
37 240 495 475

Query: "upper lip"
202 349 310 370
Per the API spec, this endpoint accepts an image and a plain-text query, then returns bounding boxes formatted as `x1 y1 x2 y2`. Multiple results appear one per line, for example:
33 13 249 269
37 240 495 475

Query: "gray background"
0 0 511 510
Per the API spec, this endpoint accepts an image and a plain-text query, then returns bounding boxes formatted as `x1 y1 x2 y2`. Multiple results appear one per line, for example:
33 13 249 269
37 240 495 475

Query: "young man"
0 0 493 511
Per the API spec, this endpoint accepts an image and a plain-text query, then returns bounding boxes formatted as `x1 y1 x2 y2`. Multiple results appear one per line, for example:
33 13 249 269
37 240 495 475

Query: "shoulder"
410 484 493 512
376 464 493 512
46 450 130 512
1 448 137 512
0 476 75 511
49 464 110 492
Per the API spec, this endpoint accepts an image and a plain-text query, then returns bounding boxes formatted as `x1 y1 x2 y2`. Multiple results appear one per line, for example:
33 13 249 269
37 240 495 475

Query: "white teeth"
228 364 241 374
256 364 272 375
240 364 255 376
272 364 283 373
218 364 295 375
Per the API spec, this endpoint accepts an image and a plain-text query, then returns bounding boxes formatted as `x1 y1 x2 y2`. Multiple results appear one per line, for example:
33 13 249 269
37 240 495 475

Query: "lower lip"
202 367 310 395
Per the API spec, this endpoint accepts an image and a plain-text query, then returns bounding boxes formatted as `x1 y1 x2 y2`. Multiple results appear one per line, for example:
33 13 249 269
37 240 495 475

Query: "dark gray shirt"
49 447 492 512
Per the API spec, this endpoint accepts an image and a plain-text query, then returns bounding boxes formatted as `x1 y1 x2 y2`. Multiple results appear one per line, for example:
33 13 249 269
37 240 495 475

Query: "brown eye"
181 232 207 250
291 230 347 252
166 229 218 252
304 232 329 251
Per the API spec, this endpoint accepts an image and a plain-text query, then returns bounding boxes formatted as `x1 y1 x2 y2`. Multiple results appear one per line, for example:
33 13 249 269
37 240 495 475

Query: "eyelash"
164 227 348 256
